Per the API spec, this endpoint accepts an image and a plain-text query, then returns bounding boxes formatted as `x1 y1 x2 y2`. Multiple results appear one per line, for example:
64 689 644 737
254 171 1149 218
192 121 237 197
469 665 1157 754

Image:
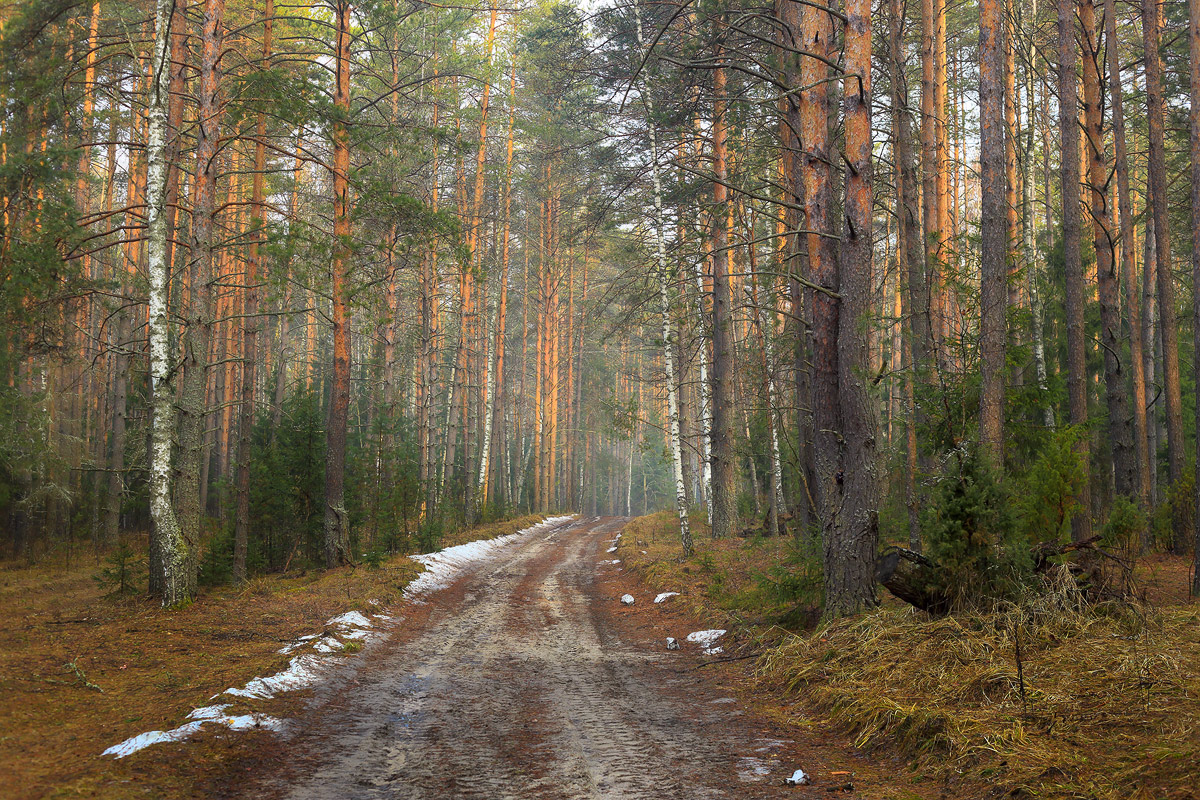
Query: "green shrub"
922 449 1030 606
94 539 144 596
1013 427 1085 544
1102 495 1147 557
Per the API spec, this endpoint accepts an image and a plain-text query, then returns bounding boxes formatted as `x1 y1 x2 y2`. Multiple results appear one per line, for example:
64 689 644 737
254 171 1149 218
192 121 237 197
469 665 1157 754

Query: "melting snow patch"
405 515 576 601
103 713 285 759
686 629 726 654
620 594 636 605
225 654 325 700
606 546 618 553
654 592 679 604
326 610 373 629
666 637 680 650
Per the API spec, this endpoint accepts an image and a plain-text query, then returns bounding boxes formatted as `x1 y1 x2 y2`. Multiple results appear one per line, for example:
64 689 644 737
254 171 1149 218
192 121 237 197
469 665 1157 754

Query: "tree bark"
1058 0 1092 542
176 0 227 602
1105 0 1151 508
146 0 186 606
708 22 736 540
890 0 925 549
826 0 880 617
234 0 273 584
1189 0 1200 593
1143 0 1188 553
979 0 1007 464
323 0 353 568
1081 0 1133 502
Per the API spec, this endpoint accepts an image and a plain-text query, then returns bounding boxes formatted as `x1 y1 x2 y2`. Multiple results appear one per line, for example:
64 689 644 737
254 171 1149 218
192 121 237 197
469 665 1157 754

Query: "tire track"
270 517 795 799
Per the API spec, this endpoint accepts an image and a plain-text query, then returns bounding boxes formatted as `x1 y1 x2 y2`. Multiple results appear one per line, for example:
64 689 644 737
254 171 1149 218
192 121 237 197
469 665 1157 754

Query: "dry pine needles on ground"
759 572 1200 799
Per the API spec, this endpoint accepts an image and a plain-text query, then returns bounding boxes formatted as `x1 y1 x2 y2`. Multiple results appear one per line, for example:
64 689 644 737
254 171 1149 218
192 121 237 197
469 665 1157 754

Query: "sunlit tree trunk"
234 0 273 582
890 0 925 549
1105 0 1151 507
978 0 1006 464
1143 0 1187 552
708 19 736 540
323 0 353 567
1188 0 1200 592
146 0 186 606
1081 0 1133 501
1058 0 1092 542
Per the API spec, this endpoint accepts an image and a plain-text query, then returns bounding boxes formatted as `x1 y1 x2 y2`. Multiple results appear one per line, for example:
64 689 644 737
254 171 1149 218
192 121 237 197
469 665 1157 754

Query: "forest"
1 0 1199 796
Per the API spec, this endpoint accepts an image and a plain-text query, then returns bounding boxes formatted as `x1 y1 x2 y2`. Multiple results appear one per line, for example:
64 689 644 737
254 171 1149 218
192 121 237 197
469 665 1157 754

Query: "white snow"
654 592 679 604
620 594 636 605
686 629 727 654
224 654 325 700
326 610 373 629
103 713 285 759
606 546 618 553
186 704 230 721
404 515 576 601
666 637 680 650
312 636 344 654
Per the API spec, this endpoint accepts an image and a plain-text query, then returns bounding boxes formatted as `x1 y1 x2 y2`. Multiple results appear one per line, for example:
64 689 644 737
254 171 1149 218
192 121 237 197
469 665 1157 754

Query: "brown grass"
622 512 1200 800
0 513 549 800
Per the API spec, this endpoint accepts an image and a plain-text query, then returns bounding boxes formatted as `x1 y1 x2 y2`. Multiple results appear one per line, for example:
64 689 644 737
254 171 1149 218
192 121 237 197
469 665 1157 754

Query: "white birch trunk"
635 2 692 555
694 266 714 524
145 0 184 605
475 297 498 516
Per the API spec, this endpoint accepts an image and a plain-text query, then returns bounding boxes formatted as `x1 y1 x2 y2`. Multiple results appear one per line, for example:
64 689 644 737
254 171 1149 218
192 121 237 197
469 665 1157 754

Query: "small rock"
785 768 810 786
666 637 680 650
620 594 636 605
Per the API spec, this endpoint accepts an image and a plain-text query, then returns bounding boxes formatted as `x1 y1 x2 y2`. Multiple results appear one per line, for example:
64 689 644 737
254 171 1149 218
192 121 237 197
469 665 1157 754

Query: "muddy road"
254 516 860 799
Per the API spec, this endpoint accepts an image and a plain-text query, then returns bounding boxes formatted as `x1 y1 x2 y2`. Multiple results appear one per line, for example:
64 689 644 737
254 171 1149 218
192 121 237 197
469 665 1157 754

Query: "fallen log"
875 548 949 614
877 535 1124 613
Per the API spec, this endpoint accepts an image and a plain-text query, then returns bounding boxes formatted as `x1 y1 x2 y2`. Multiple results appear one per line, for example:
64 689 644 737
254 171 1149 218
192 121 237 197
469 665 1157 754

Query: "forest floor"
3 514 949 800
0 513 547 799
618 512 1200 800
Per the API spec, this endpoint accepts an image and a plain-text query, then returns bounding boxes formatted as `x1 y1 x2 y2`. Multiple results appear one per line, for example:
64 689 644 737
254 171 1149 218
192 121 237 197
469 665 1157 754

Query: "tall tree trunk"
1188 0 1200 593
1082 0 1133 500
234 0 273 583
323 0 353 568
146 0 186 606
920 0 941 367
176 0 227 601
979 0 1006 464
1059 0 1092 542
799 0 836 543
709 23 736 540
634 3 691 553
890 0 925 549
1144 0 1188 553
825 0 880 617
1105 0 1151 507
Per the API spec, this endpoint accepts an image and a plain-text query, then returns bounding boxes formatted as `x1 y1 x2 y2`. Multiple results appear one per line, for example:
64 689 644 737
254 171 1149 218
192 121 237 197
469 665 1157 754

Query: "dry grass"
622 512 1200 799
759 576 1200 799
617 511 814 626
0 513 549 800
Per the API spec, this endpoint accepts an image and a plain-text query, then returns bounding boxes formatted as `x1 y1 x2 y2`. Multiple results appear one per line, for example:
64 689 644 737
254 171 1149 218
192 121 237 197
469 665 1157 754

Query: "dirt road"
256 516 856 799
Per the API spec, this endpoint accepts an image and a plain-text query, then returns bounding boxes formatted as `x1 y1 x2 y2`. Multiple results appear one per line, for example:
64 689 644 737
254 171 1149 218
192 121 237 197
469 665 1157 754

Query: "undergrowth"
759 574 1200 799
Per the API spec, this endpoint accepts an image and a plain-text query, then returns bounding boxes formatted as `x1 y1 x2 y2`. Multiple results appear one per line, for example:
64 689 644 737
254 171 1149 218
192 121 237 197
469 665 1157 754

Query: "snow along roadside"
102 514 577 759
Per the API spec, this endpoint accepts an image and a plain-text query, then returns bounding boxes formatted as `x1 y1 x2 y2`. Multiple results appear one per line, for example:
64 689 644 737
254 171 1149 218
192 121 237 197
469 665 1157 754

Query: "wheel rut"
259 516 832 799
